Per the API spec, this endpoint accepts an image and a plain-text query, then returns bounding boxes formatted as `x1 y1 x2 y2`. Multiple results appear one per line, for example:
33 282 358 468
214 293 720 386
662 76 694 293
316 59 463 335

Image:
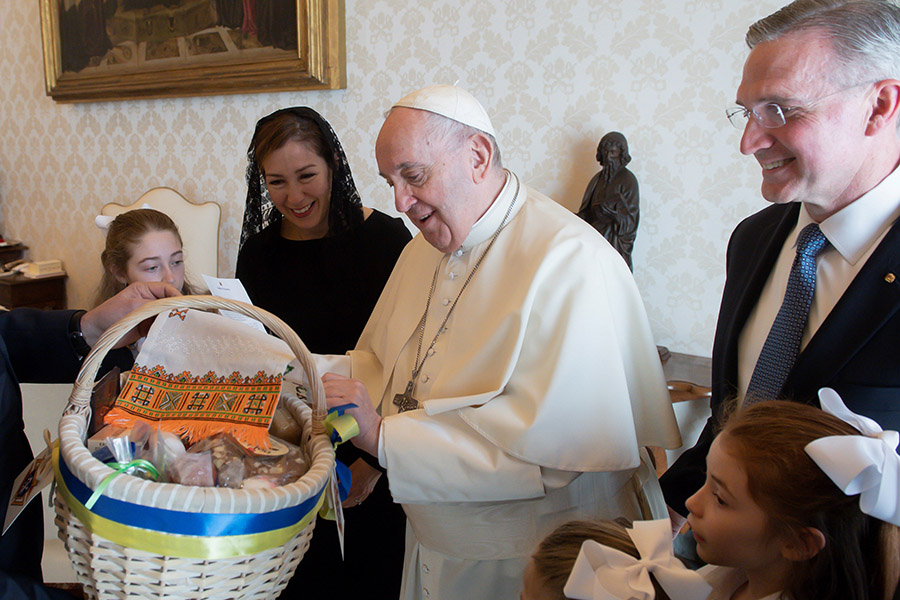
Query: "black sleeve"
0 572 75 600
385 216 412 258
659 418 714 516
0 309 81 383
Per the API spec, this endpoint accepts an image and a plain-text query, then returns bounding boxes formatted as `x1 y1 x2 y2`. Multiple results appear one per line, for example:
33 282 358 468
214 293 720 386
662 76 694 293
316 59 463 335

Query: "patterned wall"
0 0 785 356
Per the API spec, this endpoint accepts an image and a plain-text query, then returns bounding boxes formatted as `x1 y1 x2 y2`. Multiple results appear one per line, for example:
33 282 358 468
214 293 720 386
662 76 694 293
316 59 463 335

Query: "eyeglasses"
725 83 871 129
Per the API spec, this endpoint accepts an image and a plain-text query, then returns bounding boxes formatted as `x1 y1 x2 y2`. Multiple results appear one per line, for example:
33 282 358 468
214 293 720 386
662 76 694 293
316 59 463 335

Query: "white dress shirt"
737 165 900 401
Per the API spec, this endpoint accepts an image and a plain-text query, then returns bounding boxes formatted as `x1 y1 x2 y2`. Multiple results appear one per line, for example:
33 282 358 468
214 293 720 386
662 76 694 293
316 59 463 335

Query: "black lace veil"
239 107 363 249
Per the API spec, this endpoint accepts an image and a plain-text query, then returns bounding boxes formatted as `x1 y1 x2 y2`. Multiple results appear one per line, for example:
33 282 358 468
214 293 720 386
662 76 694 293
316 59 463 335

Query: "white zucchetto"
392 84 496 137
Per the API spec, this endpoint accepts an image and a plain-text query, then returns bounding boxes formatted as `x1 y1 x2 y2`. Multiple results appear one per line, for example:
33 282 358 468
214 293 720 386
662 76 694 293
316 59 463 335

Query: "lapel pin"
885 273 896 283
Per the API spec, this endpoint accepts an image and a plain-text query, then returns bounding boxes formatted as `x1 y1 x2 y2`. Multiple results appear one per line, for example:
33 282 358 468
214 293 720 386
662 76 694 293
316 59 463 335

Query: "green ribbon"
85 459 160 510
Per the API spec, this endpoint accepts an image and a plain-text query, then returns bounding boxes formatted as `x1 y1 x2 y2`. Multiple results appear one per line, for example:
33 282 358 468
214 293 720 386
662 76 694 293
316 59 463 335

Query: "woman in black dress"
236 107 411 599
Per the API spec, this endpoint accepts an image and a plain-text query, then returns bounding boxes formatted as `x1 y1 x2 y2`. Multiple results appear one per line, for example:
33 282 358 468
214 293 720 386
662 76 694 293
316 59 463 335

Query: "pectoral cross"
392 380 419 412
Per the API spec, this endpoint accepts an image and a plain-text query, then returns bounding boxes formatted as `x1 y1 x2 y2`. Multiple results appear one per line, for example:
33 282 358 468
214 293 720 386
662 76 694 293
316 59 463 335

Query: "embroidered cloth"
104 308 295 449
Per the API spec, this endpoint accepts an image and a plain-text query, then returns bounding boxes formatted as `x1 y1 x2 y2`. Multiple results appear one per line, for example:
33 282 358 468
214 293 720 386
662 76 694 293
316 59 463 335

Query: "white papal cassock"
313 171 681 600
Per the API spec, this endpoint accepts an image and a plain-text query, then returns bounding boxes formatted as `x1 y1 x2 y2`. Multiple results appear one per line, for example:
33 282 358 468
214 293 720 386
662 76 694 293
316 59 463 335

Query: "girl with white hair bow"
684 389 899 600
554 389 899 600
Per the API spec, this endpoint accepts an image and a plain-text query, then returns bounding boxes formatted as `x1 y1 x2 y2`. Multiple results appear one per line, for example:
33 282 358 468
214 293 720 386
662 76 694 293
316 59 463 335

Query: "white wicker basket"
54 295 335 599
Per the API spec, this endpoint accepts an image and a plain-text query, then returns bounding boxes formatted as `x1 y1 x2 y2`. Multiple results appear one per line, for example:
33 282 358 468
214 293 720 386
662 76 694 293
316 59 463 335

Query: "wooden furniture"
0 242 28 264
662 350 712 403
649 348 712 478
0 272 67 309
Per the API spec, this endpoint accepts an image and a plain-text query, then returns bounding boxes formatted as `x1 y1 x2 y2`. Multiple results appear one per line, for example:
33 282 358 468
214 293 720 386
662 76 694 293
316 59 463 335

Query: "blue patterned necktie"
745 223 829 403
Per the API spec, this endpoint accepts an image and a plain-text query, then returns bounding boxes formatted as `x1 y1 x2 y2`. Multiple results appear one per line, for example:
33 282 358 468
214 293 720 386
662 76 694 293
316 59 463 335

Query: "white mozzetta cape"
347 173 681 599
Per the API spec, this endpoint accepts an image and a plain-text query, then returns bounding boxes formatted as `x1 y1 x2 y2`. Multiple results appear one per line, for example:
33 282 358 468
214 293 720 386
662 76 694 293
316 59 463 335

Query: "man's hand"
80 282 181 348
323 372 382 457
341 458 382 508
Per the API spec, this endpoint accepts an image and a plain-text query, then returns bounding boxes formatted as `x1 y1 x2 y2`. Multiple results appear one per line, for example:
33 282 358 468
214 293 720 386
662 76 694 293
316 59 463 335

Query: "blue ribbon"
325 403 357 502
58 453 322 536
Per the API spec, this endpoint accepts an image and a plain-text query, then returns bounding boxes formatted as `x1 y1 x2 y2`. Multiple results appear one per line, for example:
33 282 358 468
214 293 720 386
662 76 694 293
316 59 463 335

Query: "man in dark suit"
0 281 178 599
661 0 900 522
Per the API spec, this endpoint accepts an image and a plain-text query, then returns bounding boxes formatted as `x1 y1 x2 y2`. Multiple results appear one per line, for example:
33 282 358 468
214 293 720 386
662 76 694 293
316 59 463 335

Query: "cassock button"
426 348 435 357
442 298 450 306
422 375 430 383
448 272 457 280
423 588 430 597
885 273 896 283
422 564 430 574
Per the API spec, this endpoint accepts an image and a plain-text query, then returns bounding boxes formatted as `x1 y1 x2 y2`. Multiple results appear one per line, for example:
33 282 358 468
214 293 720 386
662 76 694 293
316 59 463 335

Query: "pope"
314 84 681 600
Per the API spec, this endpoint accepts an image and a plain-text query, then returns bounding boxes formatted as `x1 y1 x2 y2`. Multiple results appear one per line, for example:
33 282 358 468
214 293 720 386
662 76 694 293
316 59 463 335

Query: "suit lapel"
788 217 900 398
718 205 800 396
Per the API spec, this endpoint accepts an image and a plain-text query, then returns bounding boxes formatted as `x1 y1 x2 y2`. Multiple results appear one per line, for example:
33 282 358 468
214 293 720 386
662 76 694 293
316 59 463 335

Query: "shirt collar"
457 170 524 254
808 163 900 265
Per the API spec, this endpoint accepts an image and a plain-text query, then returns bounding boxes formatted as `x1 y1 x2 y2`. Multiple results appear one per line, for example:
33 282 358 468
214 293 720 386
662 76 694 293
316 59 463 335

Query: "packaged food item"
89 367 120 437
188 434 248 489
87 425 129 454
242 436 309 488
144 429 186 478
269 401 302 445
129 420 153 459
93 429 157 481
169 452 215 487
241 476 279 490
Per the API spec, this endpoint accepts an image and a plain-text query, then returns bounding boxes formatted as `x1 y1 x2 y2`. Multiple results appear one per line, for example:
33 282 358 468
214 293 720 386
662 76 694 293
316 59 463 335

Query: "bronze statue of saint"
577 132 640 271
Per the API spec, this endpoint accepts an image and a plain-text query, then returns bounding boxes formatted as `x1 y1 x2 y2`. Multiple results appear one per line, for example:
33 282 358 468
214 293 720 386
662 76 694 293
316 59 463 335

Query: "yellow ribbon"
53 446 323 559
324 410 359 446
319 409 360 521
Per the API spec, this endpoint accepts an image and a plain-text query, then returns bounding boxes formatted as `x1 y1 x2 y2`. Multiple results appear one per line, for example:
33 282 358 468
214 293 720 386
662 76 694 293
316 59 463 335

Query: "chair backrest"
101 188 221 290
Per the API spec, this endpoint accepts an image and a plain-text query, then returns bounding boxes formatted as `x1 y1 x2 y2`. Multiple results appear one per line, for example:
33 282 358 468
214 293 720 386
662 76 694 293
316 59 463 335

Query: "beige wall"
0 0 784 356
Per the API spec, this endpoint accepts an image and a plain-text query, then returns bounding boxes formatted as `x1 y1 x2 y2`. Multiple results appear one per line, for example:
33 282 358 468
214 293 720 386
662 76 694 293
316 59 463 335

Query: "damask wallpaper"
0 0 784 355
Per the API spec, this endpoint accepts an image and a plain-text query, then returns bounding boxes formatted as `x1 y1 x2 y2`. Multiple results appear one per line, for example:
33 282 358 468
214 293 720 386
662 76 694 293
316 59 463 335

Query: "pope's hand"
341 458 382 508
323 372 382 457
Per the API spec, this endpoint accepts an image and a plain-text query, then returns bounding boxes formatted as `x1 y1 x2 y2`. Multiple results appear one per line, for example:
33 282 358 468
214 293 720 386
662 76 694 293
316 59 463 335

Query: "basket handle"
66 295 326 435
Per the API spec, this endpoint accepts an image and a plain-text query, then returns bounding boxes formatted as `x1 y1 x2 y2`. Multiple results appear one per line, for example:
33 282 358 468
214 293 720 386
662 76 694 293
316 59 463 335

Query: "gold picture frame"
40 0 345 103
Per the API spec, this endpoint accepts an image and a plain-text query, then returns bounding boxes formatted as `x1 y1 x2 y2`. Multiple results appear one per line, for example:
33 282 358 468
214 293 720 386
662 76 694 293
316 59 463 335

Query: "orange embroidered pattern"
104 364 283 447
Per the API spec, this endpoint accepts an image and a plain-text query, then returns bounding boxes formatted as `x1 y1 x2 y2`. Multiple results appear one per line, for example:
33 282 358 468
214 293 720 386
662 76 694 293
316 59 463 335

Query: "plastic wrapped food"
242 437 309 487
145 429 187 478
188 434 249 489
169 452 215 487
269 401 302 445
242 475 279 490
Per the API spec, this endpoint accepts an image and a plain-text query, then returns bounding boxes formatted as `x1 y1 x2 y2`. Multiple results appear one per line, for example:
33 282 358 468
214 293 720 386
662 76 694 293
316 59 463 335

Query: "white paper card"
327 470 347 559
201 275 266 333
3 443 54 535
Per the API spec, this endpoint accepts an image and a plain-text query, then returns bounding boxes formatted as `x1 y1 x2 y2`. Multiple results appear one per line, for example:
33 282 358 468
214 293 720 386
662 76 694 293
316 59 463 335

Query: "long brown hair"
530 518 670 600
94 208 196 306
719 400 900 600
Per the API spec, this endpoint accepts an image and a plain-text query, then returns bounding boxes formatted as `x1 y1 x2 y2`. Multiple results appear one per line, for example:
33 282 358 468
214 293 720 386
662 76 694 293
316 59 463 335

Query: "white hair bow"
804 387 900 527
94 203 153 231
563 519 711 600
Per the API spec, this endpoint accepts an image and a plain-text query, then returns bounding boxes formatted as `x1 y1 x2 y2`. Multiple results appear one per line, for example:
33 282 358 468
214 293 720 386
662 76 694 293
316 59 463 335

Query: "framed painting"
40 0 345 102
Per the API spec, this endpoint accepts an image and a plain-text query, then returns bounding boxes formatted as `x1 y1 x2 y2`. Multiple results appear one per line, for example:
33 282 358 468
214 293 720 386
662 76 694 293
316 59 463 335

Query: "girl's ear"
111 267 128 286
781 527 826 561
